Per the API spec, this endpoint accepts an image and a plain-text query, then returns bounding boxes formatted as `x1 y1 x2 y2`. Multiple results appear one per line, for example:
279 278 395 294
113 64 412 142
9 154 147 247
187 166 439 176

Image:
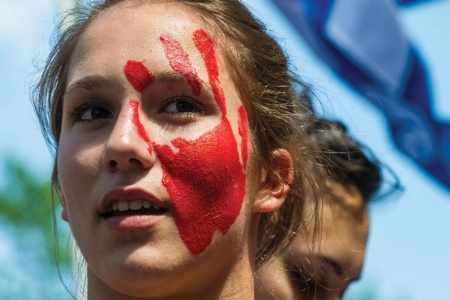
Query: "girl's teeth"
118 201 130 212
110 201 158 212
130 200 143 210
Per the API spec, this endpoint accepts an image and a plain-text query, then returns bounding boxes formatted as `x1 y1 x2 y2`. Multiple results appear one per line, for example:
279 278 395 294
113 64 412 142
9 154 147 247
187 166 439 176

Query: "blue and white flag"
272 0 450 189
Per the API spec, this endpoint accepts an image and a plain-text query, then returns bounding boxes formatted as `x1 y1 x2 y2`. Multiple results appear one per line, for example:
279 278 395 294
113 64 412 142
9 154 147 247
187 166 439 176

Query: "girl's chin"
87 254 202 299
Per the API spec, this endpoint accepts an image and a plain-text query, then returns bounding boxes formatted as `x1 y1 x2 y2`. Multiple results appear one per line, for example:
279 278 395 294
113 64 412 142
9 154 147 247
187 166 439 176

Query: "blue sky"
1 0 449 299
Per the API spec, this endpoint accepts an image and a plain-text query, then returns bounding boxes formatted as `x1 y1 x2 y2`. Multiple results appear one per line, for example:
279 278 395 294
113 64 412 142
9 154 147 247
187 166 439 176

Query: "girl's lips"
99 187 169 229
99 186 168 214
103 213 166 229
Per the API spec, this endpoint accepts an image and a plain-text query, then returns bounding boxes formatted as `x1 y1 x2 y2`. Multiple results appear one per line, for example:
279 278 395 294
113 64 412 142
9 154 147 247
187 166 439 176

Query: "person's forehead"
68 2 216 85
287 202 369 270
321 202 368 252
83 2 203 42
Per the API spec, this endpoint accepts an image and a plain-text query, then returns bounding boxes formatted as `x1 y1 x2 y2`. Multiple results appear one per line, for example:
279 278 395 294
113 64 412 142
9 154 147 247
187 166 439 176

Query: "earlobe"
61 207 69 223
253 149 293 213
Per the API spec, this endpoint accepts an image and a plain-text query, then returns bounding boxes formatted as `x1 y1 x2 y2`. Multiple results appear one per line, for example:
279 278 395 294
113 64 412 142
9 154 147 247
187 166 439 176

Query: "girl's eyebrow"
152 70 211 96
153 70 207 89
153 70 191 84
64 75 113 98
296 254 345 276
320 255 345 276
64 71 209 98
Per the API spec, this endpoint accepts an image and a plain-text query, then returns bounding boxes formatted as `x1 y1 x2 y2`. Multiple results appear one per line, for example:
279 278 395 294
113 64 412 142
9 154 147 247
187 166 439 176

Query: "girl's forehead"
68 2 216 81
84 2 201 40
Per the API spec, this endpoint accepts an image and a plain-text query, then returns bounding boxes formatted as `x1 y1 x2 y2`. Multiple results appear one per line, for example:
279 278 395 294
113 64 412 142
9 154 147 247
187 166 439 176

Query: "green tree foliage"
0 158 71 268
0 158 74 299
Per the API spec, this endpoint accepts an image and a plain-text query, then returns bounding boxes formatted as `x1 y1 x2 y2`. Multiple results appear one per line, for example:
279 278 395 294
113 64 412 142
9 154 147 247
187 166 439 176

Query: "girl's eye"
81 106 111 120
161 96 204 115
69 102 112 123
289 268 319 294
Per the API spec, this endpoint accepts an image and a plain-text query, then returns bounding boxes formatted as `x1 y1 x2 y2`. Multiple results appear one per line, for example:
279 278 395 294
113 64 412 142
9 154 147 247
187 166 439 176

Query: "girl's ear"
61 207 69 222
253 149 293 213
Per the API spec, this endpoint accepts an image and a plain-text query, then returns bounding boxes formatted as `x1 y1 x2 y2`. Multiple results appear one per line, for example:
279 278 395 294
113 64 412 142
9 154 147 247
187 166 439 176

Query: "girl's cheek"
154 118 246 255
58 137 101 187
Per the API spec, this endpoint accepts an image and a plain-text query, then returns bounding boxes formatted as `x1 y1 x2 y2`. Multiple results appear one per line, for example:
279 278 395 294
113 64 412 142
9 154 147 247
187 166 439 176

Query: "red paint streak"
193 29 227 116
124 60 154 93
129 99 153 155
154 120 245 255
238 105 249 169
160 34 203 96
123 30 246 255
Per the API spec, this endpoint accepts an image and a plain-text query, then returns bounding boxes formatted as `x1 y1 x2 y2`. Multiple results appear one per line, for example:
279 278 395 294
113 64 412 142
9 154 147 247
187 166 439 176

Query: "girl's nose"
102 100 155 172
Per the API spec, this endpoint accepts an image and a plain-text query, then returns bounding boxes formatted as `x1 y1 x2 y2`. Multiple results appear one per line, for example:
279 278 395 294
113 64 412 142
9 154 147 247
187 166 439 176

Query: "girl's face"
256 184 369 300
58 2 256 297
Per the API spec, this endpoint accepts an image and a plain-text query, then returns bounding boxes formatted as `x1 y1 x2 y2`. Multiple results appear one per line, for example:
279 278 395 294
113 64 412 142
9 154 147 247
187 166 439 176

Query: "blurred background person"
256 117 401 300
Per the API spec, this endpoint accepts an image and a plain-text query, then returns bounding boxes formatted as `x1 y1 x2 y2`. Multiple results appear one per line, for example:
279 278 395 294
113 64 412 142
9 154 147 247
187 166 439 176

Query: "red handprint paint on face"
192 29 227 116
238 105 249 169
160 33 203 96
124 60 155 93
125 29 249 255
129 99 153 155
